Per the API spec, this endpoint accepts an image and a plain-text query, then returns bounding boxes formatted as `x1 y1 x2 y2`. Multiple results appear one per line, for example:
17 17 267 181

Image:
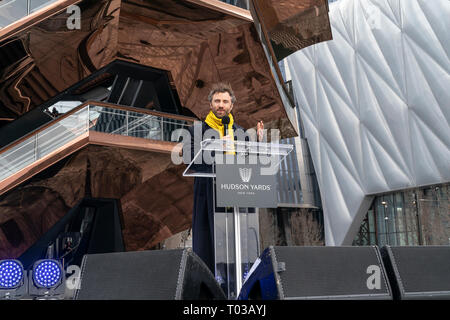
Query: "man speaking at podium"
187 82 263 274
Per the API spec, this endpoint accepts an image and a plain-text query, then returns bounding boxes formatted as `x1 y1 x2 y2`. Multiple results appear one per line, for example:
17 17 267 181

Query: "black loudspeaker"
75 248 226 300
238 246 393 300
380 246 450 300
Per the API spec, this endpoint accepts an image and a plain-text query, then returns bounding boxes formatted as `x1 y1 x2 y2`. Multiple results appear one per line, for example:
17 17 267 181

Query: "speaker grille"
272 246 391 299
76 250 184 300
386 246 450 297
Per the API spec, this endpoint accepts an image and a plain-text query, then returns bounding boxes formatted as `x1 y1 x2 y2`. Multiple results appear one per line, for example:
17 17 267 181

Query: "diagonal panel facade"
288 0 450 245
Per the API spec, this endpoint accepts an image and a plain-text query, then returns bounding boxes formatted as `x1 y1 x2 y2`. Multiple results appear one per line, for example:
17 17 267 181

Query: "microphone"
221 115 230 137
221 115 232 154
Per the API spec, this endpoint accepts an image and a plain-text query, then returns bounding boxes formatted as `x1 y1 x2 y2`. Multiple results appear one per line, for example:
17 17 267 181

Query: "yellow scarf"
205 111 235 154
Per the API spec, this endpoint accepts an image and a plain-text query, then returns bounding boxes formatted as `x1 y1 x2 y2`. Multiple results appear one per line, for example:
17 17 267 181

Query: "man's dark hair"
207 82 236 104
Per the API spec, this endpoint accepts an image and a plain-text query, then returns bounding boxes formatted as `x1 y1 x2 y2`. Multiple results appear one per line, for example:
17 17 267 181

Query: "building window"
353 184 450 246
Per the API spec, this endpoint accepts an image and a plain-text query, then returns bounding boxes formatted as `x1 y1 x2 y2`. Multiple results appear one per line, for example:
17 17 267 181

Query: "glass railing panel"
88 104 191 143
0 0 59 29
88 106 127 134
0 0 27 28
0 107 89 182
219 0 249 10
0 103 193 185
125 112 162 140
30 0 58 13
0 135 36 180
164 118 188 142
37 107 88 156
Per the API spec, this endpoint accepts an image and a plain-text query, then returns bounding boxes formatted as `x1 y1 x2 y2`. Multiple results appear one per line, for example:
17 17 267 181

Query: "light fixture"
32 260 62 288
29 259 65 299
0 260 23 289
0 259 28 300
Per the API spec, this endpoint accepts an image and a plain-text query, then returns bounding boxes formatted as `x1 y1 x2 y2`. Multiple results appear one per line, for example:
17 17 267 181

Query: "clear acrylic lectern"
183 138 293 299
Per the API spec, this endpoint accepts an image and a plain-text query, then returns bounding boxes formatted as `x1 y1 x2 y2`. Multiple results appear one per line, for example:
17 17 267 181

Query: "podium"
184 138 293 299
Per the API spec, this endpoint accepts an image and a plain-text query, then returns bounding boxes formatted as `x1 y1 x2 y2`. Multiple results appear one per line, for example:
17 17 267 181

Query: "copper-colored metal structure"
252 0 332 61
0 0 332 258
0 100 190 196
0 0 332 133
0 143 192 258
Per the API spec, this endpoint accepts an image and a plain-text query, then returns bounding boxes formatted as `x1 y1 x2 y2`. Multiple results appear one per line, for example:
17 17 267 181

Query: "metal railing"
0 0 60 28
89 104 192 141
0 101 195 182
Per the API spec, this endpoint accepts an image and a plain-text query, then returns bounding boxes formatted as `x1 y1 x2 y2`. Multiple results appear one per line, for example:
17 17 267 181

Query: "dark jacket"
185 121 248 174
185 120 248 273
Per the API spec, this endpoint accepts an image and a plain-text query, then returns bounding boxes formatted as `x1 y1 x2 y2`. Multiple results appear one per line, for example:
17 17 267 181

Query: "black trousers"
192 176 215 274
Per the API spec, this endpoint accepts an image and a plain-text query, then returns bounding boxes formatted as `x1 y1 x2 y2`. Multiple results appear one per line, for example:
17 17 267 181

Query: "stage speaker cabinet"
380 246 450 300
75 248 226 300
239 246 393 300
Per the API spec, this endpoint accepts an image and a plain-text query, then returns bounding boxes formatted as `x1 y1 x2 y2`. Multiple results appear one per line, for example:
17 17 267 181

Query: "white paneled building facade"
286 0 450 246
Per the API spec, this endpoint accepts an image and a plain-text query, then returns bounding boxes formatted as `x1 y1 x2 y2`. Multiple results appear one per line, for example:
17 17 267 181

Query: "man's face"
210 91 234 119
